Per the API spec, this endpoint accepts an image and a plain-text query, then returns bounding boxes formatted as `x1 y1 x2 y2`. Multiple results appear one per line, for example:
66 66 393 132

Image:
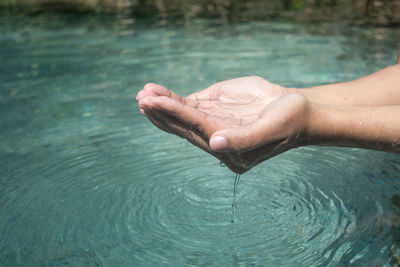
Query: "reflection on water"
0 14 400 266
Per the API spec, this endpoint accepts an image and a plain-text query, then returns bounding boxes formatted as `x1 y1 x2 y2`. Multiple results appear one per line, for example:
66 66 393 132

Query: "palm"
185 76 286 127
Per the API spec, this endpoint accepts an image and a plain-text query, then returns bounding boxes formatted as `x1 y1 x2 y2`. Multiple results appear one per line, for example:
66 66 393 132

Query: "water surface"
1 15 400 266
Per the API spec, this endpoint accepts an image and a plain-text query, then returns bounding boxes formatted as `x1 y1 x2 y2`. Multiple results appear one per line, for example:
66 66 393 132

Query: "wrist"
305 103 360 147
285 87 320 104
304 103 336 146
303 101 367 148
299 102 322 147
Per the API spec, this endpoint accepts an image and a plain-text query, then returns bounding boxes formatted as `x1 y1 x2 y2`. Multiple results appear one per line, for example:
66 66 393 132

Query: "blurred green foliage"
1 0 400 25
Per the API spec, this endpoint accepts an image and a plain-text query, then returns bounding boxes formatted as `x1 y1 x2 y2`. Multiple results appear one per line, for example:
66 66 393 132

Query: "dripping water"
231 173 241 223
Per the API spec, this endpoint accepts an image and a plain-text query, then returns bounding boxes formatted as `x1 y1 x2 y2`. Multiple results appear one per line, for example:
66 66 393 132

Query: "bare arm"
307 104 400 153
287 40 400 106
137 40 400 173
288 64 400 106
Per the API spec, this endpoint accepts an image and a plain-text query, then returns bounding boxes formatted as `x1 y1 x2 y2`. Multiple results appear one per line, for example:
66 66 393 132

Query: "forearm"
307 104 400 153
288 64 400 106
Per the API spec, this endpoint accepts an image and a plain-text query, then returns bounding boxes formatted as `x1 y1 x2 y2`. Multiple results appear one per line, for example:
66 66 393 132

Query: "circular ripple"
104 145 358 266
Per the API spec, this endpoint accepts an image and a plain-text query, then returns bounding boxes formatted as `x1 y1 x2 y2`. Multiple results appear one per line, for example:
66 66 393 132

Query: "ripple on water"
2 124 399 266
90 145 357 266
1 17 400 266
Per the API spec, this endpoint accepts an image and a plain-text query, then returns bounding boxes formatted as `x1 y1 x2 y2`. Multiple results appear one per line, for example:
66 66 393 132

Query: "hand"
136 76 313 173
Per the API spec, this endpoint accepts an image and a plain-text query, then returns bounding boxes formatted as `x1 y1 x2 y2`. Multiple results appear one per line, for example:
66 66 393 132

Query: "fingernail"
210 136 228 151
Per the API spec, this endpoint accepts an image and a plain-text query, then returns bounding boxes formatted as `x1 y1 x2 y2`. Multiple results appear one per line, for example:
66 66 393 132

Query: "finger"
150 96 224 138
143 83 203 108
209 94 306 153
144 102 247 174
149 108 197 139
141 98 196 138
147 107 235 169
186 86 219 102
209 114 284 153
144 105 233 160
145 106 211 150
143 83 185 102
142 108 177 135
137 95 154 110
136 89 157 101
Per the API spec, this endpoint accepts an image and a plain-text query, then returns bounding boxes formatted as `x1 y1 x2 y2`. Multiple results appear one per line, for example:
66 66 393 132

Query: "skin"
136 42 400 174
290 64 400 106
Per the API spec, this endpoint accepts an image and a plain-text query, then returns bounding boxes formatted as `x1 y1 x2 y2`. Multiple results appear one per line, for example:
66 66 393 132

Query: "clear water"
1 14 400 266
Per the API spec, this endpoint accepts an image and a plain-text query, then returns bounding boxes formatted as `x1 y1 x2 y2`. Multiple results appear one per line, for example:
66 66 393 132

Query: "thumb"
209 121 271 153
209 134 229 151
209 94 309 153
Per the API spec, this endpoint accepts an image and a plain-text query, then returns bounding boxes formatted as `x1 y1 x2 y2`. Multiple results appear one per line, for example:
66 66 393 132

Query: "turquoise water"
1 14 400 266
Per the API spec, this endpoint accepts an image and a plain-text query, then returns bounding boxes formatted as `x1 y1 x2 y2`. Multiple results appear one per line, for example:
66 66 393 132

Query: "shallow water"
1 14 400 266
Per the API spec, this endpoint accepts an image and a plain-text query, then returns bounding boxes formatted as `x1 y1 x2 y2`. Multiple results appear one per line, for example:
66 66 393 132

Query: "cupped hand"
136 76 313 173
